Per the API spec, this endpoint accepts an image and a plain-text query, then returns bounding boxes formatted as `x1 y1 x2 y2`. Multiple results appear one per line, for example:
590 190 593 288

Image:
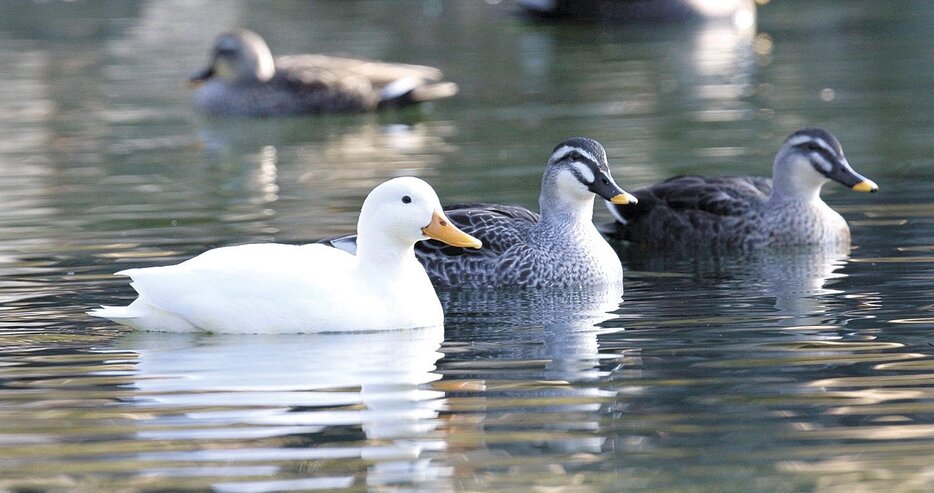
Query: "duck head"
772 128 878 199
190 29 276 86
541 137 636 216
357 177 482 256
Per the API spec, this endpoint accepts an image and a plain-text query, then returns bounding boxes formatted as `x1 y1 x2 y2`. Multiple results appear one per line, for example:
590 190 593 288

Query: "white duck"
89 177 482 333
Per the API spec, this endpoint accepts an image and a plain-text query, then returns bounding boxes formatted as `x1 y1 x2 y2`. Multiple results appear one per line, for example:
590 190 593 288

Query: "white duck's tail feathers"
378 78 458 109
88 303 199 333
88 305 136 319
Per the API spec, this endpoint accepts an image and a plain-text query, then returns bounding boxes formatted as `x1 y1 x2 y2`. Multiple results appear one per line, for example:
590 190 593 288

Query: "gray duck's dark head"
190 29 276 86
544 137 636 205
774 128 878 195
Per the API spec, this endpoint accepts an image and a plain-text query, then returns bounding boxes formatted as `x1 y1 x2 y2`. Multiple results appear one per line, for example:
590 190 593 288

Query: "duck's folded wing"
275 55 366 92
275 55 456 109
277 54 443 87
614 175 771 222
416 203 540 258
284 54 444 84
605 175 772 244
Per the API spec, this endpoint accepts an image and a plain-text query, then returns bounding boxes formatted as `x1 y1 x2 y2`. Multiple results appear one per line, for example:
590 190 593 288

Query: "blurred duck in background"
190 29 458 117
518 0 756 28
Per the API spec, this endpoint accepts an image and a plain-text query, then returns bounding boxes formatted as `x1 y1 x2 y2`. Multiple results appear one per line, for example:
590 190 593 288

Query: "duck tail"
88 305 135 320
378 77 458 109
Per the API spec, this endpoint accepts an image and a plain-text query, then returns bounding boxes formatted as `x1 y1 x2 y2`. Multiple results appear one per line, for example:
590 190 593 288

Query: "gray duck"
604 128 878 250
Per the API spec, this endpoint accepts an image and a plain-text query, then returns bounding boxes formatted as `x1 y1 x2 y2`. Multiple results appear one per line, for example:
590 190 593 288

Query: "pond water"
1 0 933 491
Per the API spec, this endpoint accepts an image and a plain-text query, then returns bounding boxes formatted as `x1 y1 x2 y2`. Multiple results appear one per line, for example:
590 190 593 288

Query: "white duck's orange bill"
422 210 482 249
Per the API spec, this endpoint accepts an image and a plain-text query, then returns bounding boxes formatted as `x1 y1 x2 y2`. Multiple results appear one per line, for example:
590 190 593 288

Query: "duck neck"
355 231 420 275
768 167 826 205
768 185 821 208
537 185 595 234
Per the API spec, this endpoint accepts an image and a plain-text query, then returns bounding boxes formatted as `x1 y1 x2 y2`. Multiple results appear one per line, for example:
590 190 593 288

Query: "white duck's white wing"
96 244 359 333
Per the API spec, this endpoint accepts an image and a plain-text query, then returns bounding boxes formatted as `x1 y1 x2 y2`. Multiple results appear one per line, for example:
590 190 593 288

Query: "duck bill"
590 171 638 205
851 178 879 193
607 190 638 205
188 66 215 87
422 210 482 249
828 159 879 193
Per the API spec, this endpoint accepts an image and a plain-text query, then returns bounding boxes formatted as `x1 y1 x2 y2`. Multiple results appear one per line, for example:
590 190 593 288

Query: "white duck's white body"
89 177 481 333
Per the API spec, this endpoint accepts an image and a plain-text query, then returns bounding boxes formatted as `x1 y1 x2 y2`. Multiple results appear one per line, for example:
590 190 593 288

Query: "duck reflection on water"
439 282 625 454
619 242 857 329
116 326 448 490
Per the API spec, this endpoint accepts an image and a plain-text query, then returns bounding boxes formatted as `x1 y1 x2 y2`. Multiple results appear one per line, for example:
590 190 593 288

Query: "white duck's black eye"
401 195 412 204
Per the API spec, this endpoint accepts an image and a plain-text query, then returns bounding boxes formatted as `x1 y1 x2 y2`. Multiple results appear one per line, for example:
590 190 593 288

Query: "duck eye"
568 151 582 161
401 195 412 204
805 143 820 152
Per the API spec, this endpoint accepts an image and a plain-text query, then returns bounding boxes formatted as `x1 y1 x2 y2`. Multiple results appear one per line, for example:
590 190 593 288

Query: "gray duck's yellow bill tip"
609 191 638 205
852 179 879 193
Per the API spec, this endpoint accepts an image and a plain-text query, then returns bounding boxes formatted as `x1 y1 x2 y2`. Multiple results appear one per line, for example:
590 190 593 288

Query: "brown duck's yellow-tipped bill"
609 191 639 205
852 179 879 193
422 210 482 249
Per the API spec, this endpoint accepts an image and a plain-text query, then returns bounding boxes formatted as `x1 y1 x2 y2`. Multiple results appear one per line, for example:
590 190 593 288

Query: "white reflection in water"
187 119 458 242
114 326 447 489
689 20 755 79
196 119 453 195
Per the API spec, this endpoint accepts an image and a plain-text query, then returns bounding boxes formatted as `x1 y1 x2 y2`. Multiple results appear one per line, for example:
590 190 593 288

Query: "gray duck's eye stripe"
552 146 598 166
798 142 838 171
788 136 835 156
810 152 834 173
571 161 596 183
